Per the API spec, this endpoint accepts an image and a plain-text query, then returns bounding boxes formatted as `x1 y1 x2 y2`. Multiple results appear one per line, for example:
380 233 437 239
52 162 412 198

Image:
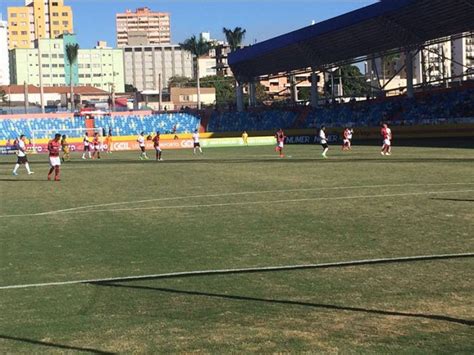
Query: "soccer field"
0 144 473 353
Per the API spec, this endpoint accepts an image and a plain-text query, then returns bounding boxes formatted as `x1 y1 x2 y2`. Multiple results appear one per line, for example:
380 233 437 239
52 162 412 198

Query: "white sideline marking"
1 182 473 218
1 253 472 291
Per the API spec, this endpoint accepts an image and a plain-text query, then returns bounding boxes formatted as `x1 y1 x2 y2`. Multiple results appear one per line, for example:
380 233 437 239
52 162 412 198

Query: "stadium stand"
0 112 201 140
303 87 474 129
94 113 200 136
207 110 298 132
0 116 83 140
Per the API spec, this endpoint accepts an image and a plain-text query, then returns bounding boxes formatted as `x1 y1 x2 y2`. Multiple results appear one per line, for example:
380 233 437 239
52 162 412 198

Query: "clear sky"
1 0 378 48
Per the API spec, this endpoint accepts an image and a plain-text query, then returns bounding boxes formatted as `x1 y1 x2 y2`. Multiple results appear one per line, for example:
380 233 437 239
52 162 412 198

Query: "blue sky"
1 0 378 48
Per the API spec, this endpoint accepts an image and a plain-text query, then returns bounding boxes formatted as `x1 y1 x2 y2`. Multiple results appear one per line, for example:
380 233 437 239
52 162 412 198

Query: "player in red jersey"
275 128 286 158
153 131 163 161
342 127 351 151
381 123 393 156
47 133 62 181
92 132 101 159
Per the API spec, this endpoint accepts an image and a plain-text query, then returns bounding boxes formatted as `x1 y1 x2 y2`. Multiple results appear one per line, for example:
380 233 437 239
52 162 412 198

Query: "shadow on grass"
430 198 474 202
93 282 474 327
0 334 114 354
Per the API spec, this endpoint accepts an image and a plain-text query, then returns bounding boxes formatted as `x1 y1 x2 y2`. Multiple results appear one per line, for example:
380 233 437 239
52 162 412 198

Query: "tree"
222 27 246 52
200 75 235 107
65 43 79 111
223 27 247 111
0 89 7 105
125 84 138 93
325 65 370 98
179 35 212 110
168 76 192 88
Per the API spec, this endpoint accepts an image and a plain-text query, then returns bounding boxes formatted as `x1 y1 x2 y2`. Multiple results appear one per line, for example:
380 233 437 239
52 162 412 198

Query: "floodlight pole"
405 49 414 98
310 71 318 108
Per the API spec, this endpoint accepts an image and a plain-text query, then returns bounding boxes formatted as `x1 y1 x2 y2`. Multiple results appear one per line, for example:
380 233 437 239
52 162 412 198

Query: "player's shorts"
17 156 28 164
63 147 70 154
140 146 146 152
343 139 349 145
277 142 284 149
321 143 329 149
94 145 100 151
154 146 162 152
383 139 391 146
49 156 61 167
84 145 90 151
194 143 200 148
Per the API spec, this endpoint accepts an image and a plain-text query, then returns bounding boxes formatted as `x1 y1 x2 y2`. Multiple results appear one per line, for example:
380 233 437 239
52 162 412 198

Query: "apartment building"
123 44 193 92
7 0 73 49
116 7 170 47
9 35 125 92
0 17 10 85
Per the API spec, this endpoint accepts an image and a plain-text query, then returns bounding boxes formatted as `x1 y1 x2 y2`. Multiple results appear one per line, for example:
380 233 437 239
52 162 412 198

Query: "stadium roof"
228 0 474 80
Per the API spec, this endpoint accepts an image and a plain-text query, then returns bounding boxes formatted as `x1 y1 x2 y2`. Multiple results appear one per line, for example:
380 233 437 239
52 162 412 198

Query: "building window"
21 31 27 35
93 74 101 77
62 12 68 16
41 54 49 58
53 44 61 49
52 12 59 17
12 31 18 35
52 2 59 6
52 54 58 58
53 21 59 25
42 64 49 68
52 64 58 68
11 13 17 17
62 21 68 26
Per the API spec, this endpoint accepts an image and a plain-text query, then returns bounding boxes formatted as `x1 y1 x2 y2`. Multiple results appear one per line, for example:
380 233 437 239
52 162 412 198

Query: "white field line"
2 189 473 218
1 182 473 218
1 253 472 291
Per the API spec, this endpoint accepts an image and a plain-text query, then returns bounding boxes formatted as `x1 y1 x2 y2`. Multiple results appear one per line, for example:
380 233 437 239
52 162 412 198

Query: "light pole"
35 22 45 113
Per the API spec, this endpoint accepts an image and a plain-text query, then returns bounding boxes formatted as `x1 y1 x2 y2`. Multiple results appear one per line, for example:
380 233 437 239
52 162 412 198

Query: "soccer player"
153 131 163 161
381 123 393 156
61 135 71 162
275 128 285 158
192 129 203 154
82 132 92 160
342 127 353 151
47 133 62 181
105 130 113 154
319 126 329 159
12 134 34 176
92 132 101 159
242 131 249 146
137 132 149 160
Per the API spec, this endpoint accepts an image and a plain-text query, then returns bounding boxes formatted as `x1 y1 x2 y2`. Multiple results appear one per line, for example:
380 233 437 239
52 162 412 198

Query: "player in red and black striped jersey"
47 133 62 181
275 128 286 158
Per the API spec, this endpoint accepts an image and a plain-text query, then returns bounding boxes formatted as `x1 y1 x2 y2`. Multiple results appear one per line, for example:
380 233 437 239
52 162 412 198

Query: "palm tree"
223 27 246 110
223 27 246 52
180 35 212 110
65 43 79 111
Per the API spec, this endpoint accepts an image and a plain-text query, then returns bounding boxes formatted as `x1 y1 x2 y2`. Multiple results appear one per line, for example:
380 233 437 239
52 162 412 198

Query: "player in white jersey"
137 132 149 160
82 132 92 159
12 135 34 176
192 129 203 154
319 126 329 159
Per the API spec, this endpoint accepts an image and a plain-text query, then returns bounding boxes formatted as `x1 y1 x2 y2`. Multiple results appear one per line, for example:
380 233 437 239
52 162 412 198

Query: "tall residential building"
9 36 125 92
8 0 73 49
123 44 193 92
0 17 10 85
116 7 171 48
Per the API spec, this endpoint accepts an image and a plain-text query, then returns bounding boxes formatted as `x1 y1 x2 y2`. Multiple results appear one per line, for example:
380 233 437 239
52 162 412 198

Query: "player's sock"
54 166 60 180
199 147 203 154
48 167 54 180
13 164 20 174
25 163 32 174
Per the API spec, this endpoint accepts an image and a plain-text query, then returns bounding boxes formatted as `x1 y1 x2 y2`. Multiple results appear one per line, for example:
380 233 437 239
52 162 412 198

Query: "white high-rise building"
451 33 474 81
123 44 193 91
0 16 10 85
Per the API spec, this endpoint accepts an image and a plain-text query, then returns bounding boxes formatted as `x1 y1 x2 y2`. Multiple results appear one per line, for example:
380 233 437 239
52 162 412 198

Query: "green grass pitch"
1 144 473 353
